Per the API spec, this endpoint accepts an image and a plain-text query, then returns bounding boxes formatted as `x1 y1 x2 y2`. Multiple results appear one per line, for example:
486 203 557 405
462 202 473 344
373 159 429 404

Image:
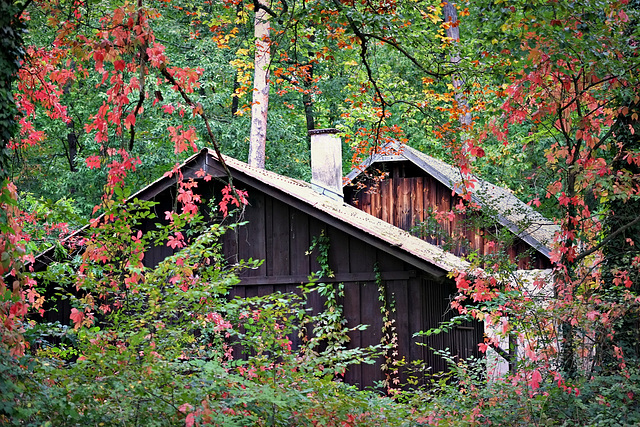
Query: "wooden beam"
238 270 416 286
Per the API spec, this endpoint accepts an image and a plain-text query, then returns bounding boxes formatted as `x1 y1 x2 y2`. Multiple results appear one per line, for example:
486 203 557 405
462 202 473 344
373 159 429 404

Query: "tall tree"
248 0 271 169
453 0 640 379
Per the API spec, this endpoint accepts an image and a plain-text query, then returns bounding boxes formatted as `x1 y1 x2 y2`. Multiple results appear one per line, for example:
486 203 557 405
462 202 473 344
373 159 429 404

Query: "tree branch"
253 0 278 19
574 215 640 263
489 341 512 363
159 68 234 184
361 32 446 79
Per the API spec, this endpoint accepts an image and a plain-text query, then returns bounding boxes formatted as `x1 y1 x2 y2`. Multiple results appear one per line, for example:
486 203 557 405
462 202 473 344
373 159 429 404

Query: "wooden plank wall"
346 176 551 269
212 184 480 389
37 179 481 390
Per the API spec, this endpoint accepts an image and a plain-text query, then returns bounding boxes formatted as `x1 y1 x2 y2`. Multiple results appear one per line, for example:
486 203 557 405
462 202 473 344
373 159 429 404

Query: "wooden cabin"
33 134 483 389
344 142 557 269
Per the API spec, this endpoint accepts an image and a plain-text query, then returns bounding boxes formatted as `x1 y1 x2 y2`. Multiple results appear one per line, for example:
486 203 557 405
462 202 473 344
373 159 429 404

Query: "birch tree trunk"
248 1 271 169
443 1 471 129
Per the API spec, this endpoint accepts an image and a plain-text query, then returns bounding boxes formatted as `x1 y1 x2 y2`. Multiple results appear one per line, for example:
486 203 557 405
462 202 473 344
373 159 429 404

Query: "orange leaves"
467 144 485 159
195 168 212 182
70 308 86 329
167 232 186 250
618 9 629 22
529 370 542 390
176 183 201 217
169 126 198 154
124 113 136 130
14 45 73 149
166 67 203 94
612 269 634 289
86 155 101 169
557 192 573 207
95 149 142 194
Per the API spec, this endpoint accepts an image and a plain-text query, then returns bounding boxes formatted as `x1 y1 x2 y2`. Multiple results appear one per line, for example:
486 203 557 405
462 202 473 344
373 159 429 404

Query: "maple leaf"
70 308 85 329
167 232 185 249
146 43 167 68
113 59 126 71
178 403 193 414
124 113 136 129
529 370 542 391
9 302 27 317
86 155 101 169
169 125 198 154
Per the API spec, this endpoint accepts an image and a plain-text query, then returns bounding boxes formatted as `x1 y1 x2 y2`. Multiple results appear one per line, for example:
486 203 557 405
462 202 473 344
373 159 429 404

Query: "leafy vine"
305 230 348 353
376 263 402 395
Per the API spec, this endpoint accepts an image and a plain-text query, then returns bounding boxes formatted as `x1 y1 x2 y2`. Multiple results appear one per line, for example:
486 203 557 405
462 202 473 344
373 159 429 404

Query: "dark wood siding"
345 173 551 270
198 182 481 389
37 174 482 390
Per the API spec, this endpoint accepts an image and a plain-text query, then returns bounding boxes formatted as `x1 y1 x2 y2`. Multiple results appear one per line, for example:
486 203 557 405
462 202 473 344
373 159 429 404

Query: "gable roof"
33 148 468 278
345 142 558 259
200 149 467 277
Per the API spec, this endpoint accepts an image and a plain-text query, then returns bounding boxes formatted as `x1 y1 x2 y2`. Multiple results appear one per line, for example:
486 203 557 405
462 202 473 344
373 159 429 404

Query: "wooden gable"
344 145 556 270
175 151 482 388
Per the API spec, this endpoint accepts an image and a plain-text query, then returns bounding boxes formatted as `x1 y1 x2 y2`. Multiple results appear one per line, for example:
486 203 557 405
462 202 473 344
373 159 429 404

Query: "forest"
1 0 640 425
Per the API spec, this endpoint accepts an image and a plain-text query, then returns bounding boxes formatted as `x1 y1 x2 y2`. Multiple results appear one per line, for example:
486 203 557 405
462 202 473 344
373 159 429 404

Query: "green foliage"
399 350 640 426
17 193 85 254
2 200 406 425
304 231 381 373
0 1 25 179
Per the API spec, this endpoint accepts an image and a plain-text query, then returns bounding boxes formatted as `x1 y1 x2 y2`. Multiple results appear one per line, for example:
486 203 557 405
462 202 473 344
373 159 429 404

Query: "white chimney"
309 128 343 201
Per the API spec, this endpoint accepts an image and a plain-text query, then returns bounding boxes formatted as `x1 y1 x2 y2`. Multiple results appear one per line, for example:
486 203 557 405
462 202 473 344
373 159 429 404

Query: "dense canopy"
1 0 639 424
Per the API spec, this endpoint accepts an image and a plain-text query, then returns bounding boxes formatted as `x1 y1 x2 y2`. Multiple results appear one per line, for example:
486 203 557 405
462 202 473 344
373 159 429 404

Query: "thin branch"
158 67 236 188
129 3 147 152
362 32 446 79
574 215 640 263
489 341 512 363
253 0 278 19
15 0 34 17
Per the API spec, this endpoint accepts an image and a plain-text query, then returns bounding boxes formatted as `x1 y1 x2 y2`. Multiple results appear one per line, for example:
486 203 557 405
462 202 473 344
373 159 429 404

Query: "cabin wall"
37 178 482 390
206 183 481 388
345 175 551 270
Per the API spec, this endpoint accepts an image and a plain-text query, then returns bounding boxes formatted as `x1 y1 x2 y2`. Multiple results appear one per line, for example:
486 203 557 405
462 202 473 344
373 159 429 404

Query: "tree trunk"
248 0 270 169
302 63 315 132
443 1 471 129
231 70 240 117
66 124 78 173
